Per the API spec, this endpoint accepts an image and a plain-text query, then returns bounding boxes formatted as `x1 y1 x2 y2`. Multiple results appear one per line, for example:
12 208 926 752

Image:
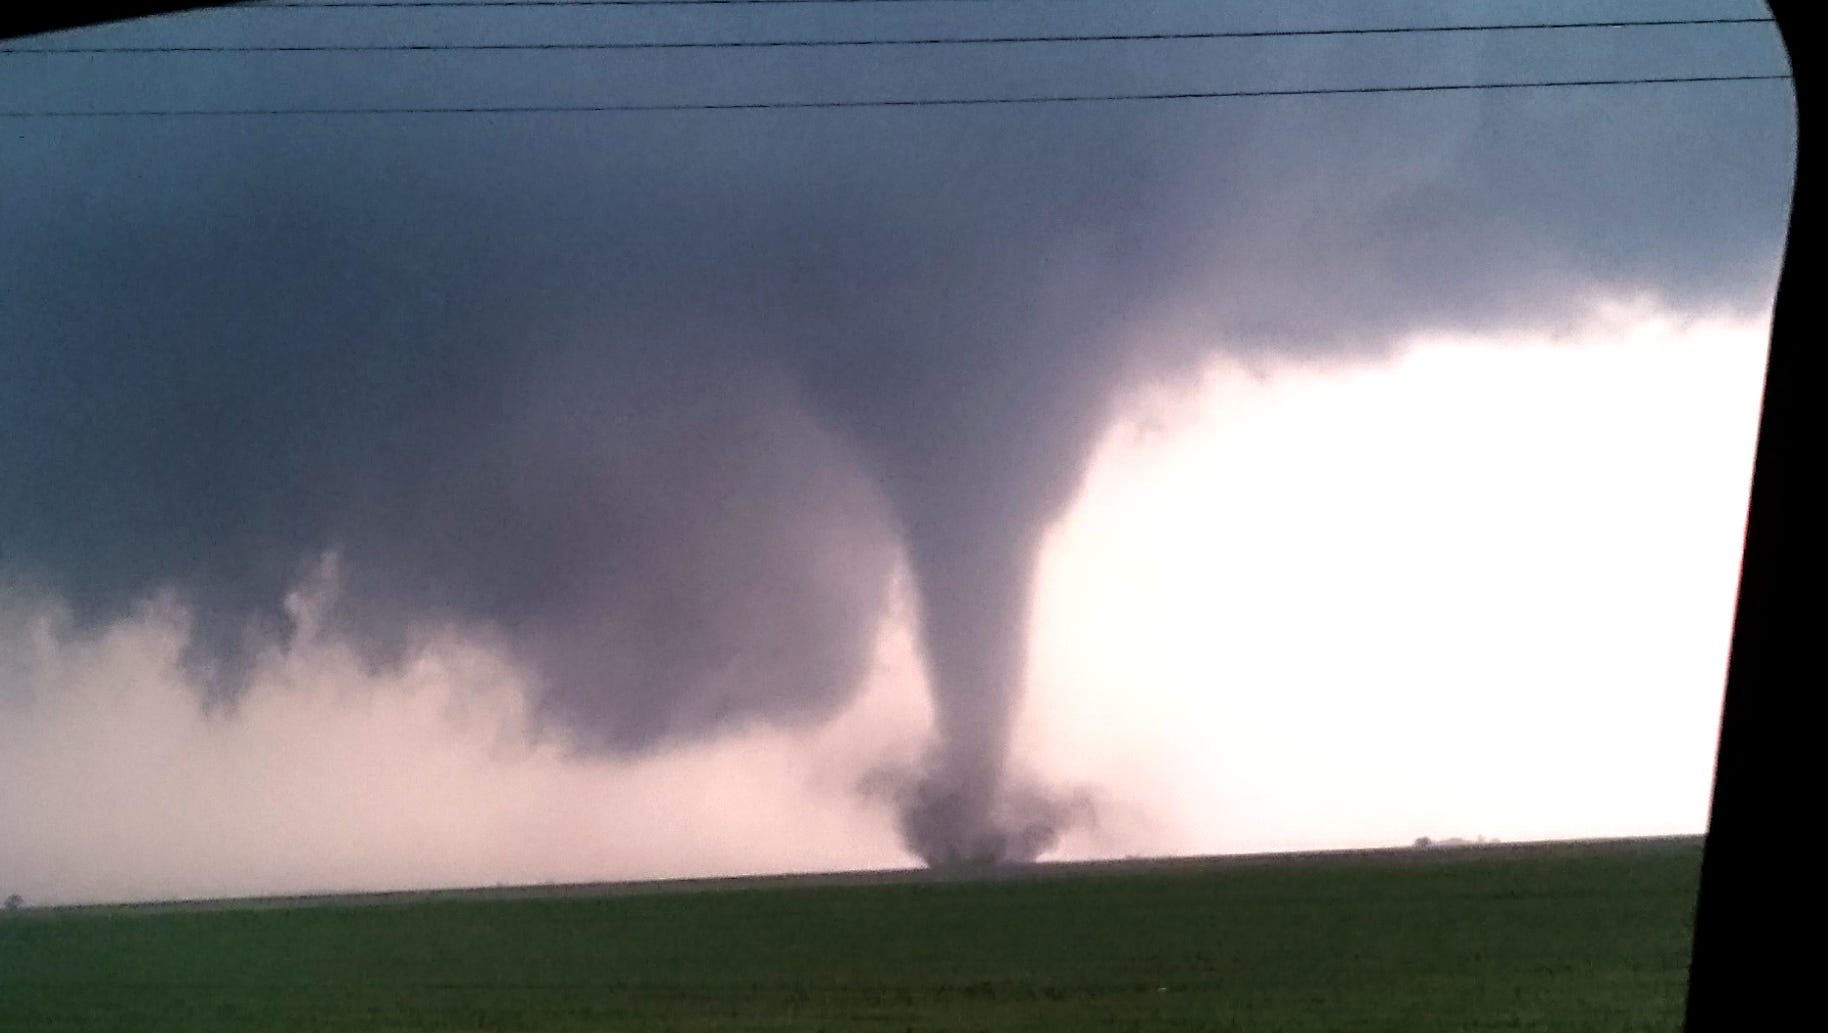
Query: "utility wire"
225 1 1065 7
0 17 1775 54
0 72 1788 117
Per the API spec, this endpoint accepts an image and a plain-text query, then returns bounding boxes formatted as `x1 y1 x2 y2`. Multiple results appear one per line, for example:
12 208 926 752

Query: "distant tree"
3 894 21 911
1413 837 1432 848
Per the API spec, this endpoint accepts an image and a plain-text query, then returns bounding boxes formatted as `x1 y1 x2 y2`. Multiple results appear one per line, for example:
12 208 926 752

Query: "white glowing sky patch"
1024 303 1767 856
0 584 926 905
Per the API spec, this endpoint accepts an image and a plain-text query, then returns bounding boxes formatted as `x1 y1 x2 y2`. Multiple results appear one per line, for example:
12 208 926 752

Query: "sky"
0 0 1796 905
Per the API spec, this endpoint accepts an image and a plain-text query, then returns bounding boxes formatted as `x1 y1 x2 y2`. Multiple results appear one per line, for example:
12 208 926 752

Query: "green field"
0 839 1702 1033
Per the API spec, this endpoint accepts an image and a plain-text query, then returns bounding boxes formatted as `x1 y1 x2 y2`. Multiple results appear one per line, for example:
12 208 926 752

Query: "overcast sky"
0 0 1794 905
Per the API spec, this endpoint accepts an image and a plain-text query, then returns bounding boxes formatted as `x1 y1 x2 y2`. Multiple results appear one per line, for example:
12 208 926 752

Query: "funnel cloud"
0 2 1792 865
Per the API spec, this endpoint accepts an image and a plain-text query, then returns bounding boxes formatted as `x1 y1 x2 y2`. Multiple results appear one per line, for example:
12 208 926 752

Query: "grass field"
0 838 1702 1033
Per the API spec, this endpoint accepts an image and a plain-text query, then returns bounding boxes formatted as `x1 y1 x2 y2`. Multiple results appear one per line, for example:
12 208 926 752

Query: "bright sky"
0 300 1768 906
1026 300 1765 859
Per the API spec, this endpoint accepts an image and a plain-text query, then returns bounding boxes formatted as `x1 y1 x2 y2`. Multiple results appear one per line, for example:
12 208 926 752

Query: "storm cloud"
0 1 1793 864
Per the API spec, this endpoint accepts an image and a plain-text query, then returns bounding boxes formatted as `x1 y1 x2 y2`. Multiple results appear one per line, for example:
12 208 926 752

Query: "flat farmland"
0 837 1703 1032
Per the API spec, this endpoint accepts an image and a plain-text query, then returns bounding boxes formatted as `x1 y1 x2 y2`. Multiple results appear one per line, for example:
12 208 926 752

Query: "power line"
0 72 1788 118
226 1 1050 6
1 17 1775 54
11 0 1043 41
